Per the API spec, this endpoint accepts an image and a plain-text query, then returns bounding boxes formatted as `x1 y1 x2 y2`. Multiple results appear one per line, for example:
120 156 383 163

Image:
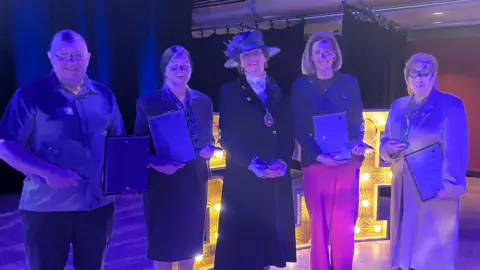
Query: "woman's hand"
316 154 347 166
269 159 287 171
262 159 287 178
121 188 141 199
384 139 409 157
199 145 216 159
350 141 373 156
436 189 450 199
150 160 185 175
262 168 284 178
351 144 367 156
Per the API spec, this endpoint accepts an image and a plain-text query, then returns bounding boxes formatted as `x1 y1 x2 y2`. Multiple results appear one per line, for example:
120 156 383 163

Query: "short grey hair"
404 53 439 95
49 29 86 51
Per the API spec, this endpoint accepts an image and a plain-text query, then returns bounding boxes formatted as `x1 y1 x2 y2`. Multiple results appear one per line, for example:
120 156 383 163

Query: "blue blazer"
291 72 365 167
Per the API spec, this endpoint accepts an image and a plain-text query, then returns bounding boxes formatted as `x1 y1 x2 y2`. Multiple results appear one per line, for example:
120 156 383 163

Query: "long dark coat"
213 75 297 270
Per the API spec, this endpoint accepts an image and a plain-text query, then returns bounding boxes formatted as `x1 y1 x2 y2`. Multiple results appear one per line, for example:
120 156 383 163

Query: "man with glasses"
0 29 125 270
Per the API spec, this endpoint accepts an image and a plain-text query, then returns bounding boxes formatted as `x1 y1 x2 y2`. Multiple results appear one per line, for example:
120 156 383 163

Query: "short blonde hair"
301 31 343 75
404 53 439 95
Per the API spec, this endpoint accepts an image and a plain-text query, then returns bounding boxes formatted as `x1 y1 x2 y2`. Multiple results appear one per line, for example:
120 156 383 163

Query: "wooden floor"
1 178 479 270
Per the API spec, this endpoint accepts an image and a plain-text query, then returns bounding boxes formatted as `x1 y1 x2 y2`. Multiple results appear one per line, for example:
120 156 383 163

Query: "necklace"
264 109 274 127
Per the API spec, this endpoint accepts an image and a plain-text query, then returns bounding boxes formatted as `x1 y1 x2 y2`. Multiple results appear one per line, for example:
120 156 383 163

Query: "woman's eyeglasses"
168 65 191 72
407 69 432 78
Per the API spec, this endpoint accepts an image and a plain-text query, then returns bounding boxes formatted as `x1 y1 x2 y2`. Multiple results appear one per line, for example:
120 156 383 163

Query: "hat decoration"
223 30 280 68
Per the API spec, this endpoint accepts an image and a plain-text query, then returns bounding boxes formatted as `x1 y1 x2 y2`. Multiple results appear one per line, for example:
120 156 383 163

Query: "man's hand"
43 166 81 189
316 154 348 166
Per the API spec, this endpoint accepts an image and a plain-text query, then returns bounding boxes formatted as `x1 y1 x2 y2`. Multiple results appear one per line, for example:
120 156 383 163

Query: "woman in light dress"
381 53 469 270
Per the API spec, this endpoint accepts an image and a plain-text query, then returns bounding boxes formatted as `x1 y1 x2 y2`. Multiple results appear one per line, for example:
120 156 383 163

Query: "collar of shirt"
161 85 199 102
50 70 99 96
245 73 267 99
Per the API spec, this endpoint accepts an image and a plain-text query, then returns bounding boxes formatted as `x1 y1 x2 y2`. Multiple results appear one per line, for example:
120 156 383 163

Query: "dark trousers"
19 203 115 270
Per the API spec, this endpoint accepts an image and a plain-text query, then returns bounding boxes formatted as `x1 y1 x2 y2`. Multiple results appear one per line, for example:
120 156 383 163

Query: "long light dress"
380 88 469 270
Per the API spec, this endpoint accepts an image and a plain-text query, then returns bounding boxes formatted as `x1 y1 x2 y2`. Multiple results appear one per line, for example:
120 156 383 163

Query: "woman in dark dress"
213 30 297 270
134 45 216 270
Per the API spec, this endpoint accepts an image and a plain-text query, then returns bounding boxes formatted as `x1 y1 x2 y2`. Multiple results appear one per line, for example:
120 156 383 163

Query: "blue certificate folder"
148 110 196 163
405 144 444 201
313 112 352 160
103 136 150 195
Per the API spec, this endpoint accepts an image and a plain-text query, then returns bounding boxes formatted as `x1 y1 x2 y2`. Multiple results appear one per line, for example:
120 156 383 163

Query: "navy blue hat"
224 30 280 68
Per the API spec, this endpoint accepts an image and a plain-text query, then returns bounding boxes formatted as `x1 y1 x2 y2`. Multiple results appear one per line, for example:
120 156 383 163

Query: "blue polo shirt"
0 72 125 212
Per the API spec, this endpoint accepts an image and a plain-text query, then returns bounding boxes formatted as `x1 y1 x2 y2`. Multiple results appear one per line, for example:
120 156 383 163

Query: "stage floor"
1 178 479 270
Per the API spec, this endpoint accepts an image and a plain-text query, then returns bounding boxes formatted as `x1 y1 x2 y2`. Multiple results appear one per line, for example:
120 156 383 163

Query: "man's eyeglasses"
55 52 86 61
408 69 432 78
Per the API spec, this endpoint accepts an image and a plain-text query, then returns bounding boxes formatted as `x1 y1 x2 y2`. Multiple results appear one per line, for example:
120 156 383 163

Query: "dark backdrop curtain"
263 24 306 98
340 4 408 109
188 23 306 111
188 33 236 111
0 0 193 194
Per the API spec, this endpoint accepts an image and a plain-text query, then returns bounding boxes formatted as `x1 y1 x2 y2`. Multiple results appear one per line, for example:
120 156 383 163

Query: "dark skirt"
143 159 208 262
214 165 297 270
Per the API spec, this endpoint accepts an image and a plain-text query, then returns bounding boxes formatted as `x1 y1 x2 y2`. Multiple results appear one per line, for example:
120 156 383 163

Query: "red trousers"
303 160 361 270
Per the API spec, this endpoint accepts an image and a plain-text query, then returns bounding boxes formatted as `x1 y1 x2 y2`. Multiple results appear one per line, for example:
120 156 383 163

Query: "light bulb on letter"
361 173 370 181
378 117 386 126
361 200 369 207
214 150 224 159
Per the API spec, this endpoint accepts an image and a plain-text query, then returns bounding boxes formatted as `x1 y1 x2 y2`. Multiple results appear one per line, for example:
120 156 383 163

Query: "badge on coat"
264 109 274 127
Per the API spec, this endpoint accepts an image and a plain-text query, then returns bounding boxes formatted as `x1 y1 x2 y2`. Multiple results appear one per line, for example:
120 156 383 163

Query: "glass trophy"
390 115 411 143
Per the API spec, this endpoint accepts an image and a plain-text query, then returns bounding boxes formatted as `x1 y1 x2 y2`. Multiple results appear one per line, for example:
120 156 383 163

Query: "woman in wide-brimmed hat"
213 30 297 270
